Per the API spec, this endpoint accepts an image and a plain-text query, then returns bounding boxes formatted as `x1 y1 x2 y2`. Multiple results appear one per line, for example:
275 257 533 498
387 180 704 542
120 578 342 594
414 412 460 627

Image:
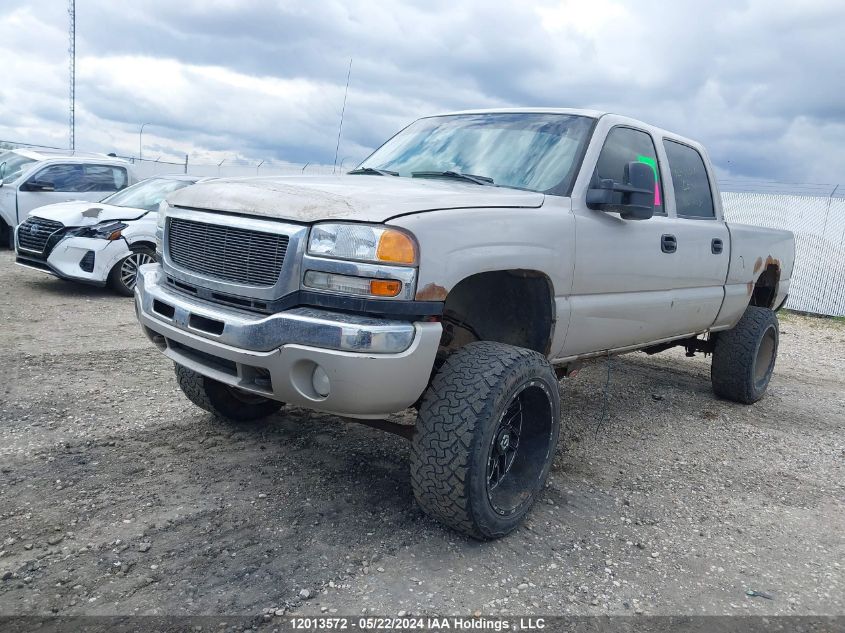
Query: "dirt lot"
0 249 843 619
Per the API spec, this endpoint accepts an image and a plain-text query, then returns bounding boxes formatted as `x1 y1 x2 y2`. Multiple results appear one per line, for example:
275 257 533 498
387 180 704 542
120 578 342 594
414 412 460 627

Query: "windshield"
0 152 37 184
356 113 594 193
101 177 197 212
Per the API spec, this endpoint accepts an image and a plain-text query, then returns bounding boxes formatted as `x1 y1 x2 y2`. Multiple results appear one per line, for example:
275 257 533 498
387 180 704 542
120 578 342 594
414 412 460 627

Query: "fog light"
312 365 330 397
303 270 402 298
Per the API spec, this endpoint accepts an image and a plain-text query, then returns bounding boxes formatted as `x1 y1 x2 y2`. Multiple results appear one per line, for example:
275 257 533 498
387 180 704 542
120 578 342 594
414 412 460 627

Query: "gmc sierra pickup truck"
135 109 795 539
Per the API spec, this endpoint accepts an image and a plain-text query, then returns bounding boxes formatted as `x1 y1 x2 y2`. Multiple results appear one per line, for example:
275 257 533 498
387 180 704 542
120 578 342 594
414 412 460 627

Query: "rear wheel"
108 245 156 296
711 306 779 404
411 342 561 539
175 364 283 423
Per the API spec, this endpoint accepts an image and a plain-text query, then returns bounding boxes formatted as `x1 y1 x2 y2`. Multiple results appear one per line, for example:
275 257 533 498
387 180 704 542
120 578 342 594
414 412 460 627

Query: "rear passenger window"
83 165 128 192
663 140 714 218
594 127 663 214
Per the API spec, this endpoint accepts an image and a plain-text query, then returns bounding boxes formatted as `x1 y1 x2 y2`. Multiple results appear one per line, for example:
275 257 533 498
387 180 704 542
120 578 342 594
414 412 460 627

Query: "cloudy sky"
1 0 843 183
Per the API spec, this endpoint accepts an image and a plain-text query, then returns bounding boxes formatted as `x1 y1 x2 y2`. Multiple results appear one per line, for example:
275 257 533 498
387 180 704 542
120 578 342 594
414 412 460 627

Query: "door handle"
661 234 677 253
711 238 724 254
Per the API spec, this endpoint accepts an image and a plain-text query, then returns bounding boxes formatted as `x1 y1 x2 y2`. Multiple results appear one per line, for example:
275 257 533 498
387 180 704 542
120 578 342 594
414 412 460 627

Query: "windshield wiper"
411 170 494 186
348 167 399 176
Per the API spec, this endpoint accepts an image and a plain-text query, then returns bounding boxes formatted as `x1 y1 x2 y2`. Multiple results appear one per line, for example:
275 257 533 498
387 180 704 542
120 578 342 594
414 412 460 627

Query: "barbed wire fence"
2 139 843 316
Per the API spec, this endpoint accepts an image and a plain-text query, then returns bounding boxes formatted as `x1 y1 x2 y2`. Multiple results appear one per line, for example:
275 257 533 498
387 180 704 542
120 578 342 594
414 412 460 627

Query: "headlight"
69 221 128 240
156 201 167 229
307 223 417 265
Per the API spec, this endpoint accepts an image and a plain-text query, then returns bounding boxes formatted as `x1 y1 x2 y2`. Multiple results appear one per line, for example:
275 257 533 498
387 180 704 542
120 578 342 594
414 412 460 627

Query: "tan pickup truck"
135 109 795 539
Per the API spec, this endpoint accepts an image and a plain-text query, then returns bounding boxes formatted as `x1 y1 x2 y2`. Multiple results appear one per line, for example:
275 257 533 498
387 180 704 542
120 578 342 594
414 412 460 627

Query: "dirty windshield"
101 177 196 212
355 112 594 193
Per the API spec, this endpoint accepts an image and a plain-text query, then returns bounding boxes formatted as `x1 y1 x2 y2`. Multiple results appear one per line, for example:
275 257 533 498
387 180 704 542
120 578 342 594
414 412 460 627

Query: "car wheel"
0 220 12 249
108 245 156 296
174 364 284 423
411 341 561 539
711 306 779 404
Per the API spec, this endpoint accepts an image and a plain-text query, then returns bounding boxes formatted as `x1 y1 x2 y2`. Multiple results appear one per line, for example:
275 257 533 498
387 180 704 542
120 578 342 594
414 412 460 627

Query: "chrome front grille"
17 217 64 254
167 217 289 287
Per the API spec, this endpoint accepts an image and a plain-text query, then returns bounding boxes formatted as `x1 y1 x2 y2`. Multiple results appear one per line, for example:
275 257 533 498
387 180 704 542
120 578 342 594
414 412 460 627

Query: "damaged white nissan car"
15 175 209 295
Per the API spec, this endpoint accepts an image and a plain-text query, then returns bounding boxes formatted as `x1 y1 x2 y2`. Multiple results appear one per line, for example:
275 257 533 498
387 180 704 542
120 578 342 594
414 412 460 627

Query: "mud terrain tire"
711 306 779 404
411 341 561 540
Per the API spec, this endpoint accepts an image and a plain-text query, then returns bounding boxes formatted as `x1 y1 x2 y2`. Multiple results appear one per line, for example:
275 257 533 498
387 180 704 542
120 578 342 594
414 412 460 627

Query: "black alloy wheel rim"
486 381 554 516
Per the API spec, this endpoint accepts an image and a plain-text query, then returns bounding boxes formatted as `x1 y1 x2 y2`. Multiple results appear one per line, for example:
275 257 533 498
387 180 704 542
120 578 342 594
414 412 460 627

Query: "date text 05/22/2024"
289 617 547 630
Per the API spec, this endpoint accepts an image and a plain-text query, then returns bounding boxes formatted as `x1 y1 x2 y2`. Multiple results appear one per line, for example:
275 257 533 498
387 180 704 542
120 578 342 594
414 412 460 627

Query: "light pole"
139 122 150 162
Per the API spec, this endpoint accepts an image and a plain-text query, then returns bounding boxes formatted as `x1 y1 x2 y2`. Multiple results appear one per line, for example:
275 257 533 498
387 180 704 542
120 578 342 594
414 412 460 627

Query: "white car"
15 175 208 295
0 148 136 248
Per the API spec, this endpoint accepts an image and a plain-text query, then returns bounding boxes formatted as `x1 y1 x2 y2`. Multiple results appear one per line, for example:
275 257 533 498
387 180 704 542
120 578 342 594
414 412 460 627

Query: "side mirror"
586 161 655 220
22 180 56 192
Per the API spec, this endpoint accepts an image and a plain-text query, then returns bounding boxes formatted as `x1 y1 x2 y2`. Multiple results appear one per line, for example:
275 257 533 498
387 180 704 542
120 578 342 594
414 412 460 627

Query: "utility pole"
139 122 150 161
68 0 76 152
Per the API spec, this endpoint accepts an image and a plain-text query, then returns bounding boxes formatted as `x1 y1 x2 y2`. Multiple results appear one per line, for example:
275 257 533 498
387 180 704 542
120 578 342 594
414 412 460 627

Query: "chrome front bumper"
136 265 418 354
135 264 441 417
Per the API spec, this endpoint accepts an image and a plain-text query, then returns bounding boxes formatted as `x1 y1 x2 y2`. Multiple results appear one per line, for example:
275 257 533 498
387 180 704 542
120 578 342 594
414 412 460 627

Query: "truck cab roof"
433 108 707 154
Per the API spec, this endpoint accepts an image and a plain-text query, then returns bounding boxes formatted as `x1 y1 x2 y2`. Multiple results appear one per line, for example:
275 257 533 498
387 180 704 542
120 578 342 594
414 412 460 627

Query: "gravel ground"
0 249 842 619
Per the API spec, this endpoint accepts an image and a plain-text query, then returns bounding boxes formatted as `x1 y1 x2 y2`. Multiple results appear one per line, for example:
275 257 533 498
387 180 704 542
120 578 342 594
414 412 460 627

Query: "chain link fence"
722 191 844 317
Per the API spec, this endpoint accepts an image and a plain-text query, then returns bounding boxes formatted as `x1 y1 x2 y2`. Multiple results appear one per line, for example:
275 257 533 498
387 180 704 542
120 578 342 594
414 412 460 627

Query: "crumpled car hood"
27 201 148 227
166 175 545 223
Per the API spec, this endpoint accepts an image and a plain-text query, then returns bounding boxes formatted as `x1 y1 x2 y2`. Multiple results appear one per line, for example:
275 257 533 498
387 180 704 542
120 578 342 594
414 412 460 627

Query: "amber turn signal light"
369 279 402 297
376 230 416 264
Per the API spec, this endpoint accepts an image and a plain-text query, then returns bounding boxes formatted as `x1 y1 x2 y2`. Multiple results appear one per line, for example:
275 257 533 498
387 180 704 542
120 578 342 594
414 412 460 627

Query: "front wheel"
411 342 561 540
711 306 779 404
1 220 12 249
108 245 156 296
175 364 283 423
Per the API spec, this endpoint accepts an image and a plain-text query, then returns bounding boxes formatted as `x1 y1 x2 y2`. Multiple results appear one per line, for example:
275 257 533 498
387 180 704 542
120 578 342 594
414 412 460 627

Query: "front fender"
388 198 575 355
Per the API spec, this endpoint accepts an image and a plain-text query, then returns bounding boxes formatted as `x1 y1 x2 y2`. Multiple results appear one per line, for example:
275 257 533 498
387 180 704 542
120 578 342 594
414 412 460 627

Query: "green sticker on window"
636 155 661 206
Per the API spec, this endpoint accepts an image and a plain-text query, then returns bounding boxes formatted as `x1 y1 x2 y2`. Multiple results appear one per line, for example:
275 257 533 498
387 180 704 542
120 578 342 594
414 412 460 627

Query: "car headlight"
307 223 417 265
69 221 128 240
156 201 167 230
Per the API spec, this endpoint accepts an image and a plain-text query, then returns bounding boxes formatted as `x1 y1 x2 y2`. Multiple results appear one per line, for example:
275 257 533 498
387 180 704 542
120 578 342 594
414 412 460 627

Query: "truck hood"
166 175 545 223
27 201 149 227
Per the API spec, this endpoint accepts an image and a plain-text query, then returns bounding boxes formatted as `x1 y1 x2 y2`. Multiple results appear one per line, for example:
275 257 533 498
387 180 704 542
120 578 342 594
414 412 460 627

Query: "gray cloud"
1 0 843 182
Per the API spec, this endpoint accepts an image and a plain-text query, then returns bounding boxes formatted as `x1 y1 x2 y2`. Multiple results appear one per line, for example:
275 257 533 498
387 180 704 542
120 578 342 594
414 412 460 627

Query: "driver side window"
594 127 664 215
27 164 85 192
